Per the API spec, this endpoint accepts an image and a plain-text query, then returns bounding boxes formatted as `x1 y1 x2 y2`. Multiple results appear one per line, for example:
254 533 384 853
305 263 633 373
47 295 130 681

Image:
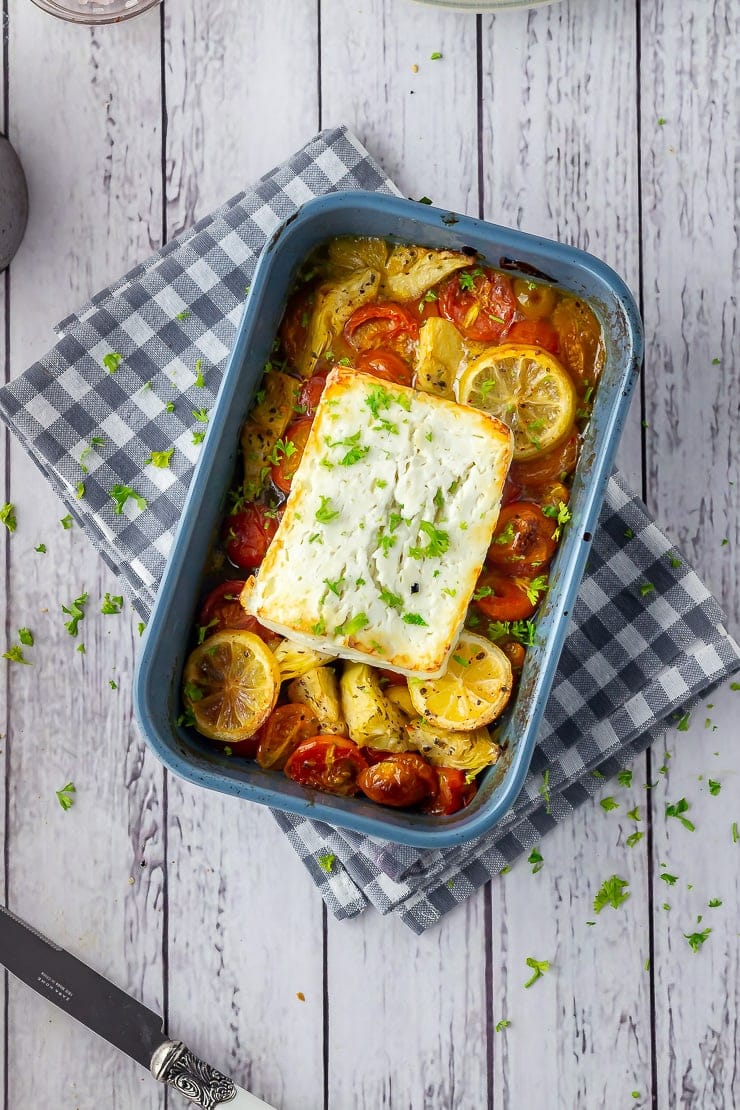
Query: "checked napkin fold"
1 126 738 934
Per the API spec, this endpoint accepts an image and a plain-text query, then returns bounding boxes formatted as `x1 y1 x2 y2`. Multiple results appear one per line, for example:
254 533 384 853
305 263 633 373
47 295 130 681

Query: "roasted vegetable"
328 236 388 274
240 420 278 501
297 269 381 378
274 639 336 682
287 667 346 735
340 663 409 751
384 683 416 719
414 317 466 398
250 370 301 436
383 245 470 302
405 719 501 775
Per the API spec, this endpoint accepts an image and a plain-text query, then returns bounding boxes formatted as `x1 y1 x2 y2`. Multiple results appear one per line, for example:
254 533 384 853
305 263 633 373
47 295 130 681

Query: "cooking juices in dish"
180 237 604 815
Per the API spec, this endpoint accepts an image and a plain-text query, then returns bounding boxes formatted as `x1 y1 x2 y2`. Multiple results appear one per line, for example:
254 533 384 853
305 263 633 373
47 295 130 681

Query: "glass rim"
29 0 161 24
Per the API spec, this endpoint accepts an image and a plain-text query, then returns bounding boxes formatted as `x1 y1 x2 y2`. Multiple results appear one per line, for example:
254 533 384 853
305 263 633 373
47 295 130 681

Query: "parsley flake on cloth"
109 485 147 515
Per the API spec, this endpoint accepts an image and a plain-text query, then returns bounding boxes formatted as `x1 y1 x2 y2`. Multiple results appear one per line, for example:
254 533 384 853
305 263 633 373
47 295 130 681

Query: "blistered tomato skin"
284 735 369 796
354 348 414 387
257 704 320 770
473 570 538 622
421 767 477 816
506 318 560 355
270 417 314 494
510 434 579 487
357 753 439 808
552 298 602 385
487 502 558 572
223 505 278 569
438 268 517 342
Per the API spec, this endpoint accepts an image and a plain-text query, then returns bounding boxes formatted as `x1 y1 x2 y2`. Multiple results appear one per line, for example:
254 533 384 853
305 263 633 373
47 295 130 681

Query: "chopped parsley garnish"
625 830 643 848
675 711 691 731
267 437 298 466
176 309 190 320
101 593 123 615
708 779 721 796
494 1019 511 1032
62 592 88 637
146 448 175 469
312 619 326 636
322 576 345 597
109 679 118 690
594 875 630 913
379 588 403 609
196 618 218 644
409 521 450 559
137 622 146 636
183 681 204 703
35 543 47 554
684 928 711 953
75 482 85 499
523 956 550 988
665 797 695 831
539 768 551 814
335 613 370 638
733 822 739 843
315 496 340 524
708 898 722 908
430 50 443 59
194 359 206 388
541 500 571 540
103 352 122 374
493 520 516 546
402 612 428 626
660 872 677 885
56 782 76 811
639 582 655 597
452 654 469 667
192 408 209 423
18 627 33 646
60 514 73 530
528 847 544 874
433 487 444 509
487 619 536 646
524 574 549 606
617 769 633 787
110 485 147 515
0 503 17 533
377 531 397 556
459 272 476 292
192 430 206 445
317 853 336 873
627 805 640 821
473 585 493 600
2 644 30 665
600 796 619 812
166 401 176 413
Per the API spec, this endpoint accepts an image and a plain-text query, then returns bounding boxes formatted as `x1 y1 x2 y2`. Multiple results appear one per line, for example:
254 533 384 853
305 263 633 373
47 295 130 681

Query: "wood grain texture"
481 5 654 1106
162 7 325 1109
4 6 165 1109
320 7 489 1109
639 1 740 1105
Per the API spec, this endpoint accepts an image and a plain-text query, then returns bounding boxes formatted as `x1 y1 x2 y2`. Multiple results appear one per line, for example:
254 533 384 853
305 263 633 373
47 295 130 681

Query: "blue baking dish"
134 192 642 848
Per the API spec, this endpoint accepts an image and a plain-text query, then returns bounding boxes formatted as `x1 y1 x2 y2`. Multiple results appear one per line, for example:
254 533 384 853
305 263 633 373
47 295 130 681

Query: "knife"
0 905 275 1109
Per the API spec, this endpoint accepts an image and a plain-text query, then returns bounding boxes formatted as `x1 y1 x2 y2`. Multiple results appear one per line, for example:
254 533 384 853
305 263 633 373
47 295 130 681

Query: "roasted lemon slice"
407 631 513 731
458 344 576 460
182 630 280 742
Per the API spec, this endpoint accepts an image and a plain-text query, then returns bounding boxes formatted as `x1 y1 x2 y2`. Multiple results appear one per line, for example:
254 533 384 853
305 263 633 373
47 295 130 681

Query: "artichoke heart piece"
297 268 381 378
382 245 470 302
241 420 278 501
249 370 301 436
288 667 346 735
340 663 410 751
385 683 416 719
414 317 466 398
327 236 388 275
274 639 336 683
405 719 501 775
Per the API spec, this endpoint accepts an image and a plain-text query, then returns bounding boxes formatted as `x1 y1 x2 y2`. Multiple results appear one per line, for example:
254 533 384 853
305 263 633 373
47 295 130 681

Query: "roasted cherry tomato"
279 283 315 366
357 753 438 808
270 417 313 494
501 641 527 671
438 267 517 342
257 704 321 770
344 302 420 348
199 580 257 637
509 434 579 487
473 570 538 622
411 292 441 321
487 502 558 572
377 668 409 687
501 473 523 506
298 370 329 417
512 278 559 320
506 319 560 355
552 297 602 385
421 767 477 816
284 735 368 796
355 348 414 387
363 747 398 765
223 505 278 569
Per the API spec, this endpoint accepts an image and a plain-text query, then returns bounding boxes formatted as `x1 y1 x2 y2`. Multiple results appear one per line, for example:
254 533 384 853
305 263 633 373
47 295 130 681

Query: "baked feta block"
245 368 514 679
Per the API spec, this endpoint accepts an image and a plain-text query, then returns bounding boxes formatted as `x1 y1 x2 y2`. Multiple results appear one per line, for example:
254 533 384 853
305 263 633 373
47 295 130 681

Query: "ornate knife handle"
151 1041 276 1109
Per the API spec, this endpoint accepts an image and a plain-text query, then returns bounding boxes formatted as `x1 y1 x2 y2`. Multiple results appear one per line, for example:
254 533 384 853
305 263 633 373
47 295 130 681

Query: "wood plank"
639 0 740 1104
320 6 489 1108
162 5 326 1107
481 5 653 1105
4 6 165 1108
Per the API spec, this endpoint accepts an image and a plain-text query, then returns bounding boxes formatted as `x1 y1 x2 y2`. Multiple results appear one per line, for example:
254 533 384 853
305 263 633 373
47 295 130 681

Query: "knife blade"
0 905 276 1109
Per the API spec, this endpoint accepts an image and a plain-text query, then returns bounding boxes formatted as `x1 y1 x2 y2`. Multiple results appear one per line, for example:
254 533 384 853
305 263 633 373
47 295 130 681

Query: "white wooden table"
1 2 738 1107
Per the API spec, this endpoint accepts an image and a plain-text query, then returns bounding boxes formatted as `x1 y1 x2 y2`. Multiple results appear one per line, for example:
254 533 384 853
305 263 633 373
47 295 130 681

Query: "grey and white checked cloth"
1 127 738 934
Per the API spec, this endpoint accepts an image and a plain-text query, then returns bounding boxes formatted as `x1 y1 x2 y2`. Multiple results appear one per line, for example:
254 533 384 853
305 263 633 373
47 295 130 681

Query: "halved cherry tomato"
284 735 368 796
357 753 438 808
411 292 441 321
223 505 278 569
344 302 420 348
355 348 414 387
512 278 559 320
279 283 315 366
257 704 321 770
270 417 313 494
506 319 560 355
198 579 268 641
473 570 538 622
298 371 329 418
509 433 579 487
487 502 558 572
438 267 517 342
421 767 477 816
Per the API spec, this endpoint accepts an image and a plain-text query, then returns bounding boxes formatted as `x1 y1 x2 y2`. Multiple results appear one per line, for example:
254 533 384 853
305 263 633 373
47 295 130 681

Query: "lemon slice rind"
407 631 514 731
183 629 280 742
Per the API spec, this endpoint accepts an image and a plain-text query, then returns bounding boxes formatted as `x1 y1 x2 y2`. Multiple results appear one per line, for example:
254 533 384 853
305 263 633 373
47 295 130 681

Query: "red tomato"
377 668 408 687
473 569 538 622
270 417 313 494
257 704 321 770
298 371 329 417
506 319 560 355
411 293 441 321
357 753 439 808
279 284 315 366
284 735 369 796
510 434 579 487
223 505 278 569
421 768 477 816
197 580 275 642
487 502 558 572
552 298 602 385
363 747 398 765
439 267 517 342
501 473 523 507
344 302 420 348
355 348 414 387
